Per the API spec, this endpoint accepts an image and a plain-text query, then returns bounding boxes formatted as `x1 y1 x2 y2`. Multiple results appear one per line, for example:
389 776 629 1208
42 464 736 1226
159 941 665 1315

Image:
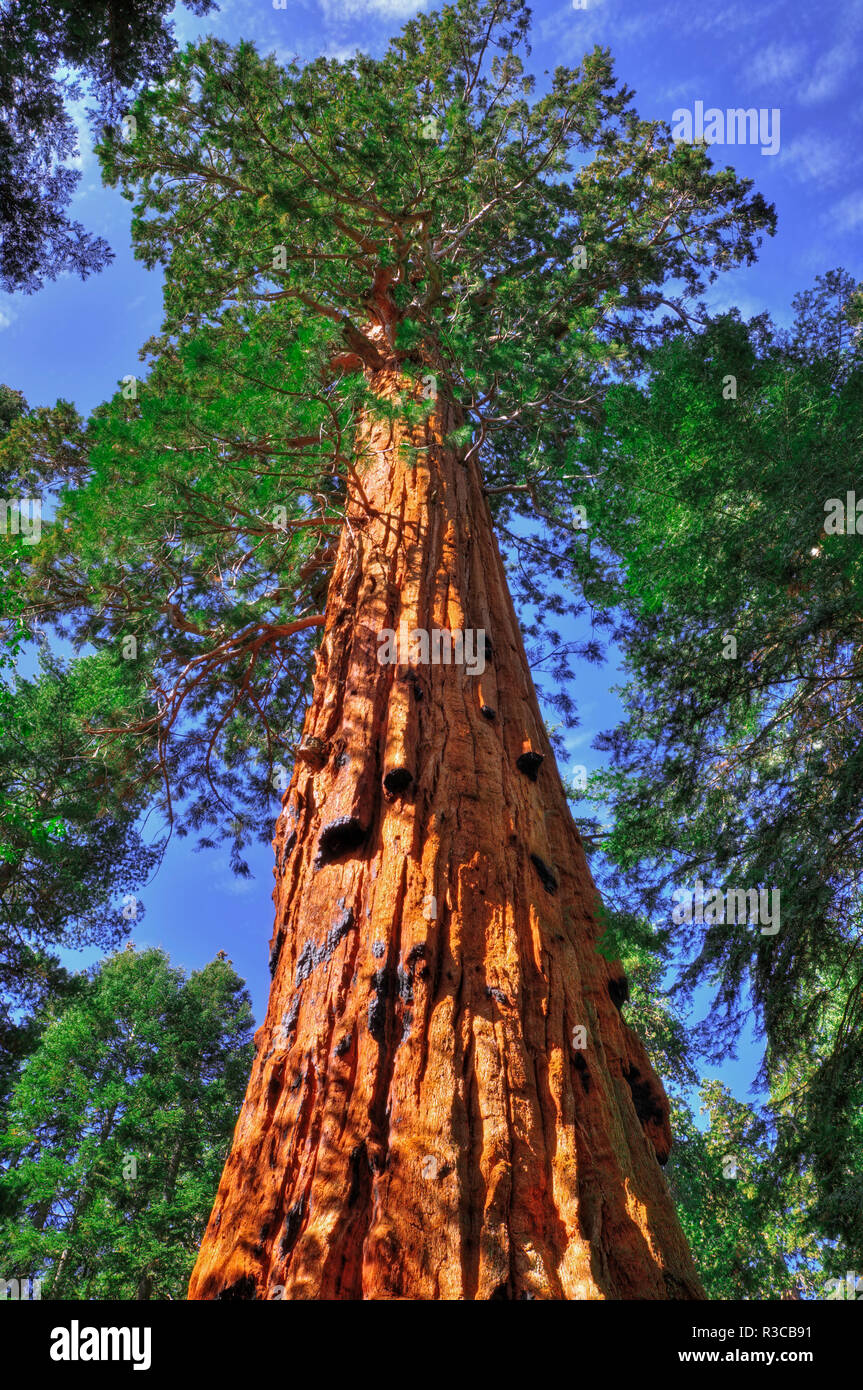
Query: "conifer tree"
15 0 775 1298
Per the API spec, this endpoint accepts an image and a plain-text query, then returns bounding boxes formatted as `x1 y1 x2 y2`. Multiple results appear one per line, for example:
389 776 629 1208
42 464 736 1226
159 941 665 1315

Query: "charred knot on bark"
282 996 300 1039
279 1196 307 1259
315 816 368 867
296 735 329 769
485 986 509 1008
268 929 285 978
572 1050 591 1093
401 666 424 701
397 963 414 1005
480 704 496 720
625 1064 666 1133
348 1141 374 1207
383 766 413 797
516 750 545 781
529 853 558 895
217 1274 258 1301
608 975 630 1012
295 907 355 985
280 826 297 863
368 967 391 1043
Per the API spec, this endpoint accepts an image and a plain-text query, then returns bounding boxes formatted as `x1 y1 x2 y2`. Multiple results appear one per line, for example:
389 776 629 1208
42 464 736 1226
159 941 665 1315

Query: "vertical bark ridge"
188 368 704 1301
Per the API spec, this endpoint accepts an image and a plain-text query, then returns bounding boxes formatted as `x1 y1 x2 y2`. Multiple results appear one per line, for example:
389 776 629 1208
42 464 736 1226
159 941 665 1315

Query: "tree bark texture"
189 370 704 1301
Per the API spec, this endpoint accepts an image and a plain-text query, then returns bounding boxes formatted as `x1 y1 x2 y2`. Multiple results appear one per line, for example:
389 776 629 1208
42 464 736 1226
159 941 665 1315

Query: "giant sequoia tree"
15 0 775 1298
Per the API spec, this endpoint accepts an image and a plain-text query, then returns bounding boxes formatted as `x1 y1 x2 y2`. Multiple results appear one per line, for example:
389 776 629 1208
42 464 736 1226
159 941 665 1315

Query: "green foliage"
0 386 163 1065
14 0 773 843
584 270 863 1270
0 945 254 1300
0 634 163 1072
617 932 823 1299
0 0 216 292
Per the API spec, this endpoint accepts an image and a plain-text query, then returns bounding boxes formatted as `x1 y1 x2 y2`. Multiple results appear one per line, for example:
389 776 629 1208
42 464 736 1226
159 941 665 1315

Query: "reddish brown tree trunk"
189 369 703 1301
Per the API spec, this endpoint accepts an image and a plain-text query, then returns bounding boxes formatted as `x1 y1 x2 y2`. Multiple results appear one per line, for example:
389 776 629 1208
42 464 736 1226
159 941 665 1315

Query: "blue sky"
3 0 860 1108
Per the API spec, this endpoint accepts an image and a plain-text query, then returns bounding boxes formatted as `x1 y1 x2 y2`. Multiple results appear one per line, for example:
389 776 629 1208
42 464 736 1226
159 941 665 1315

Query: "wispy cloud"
746 41 807 87
800 0 863 103
215 875 261 897
318 0 428 19
829 190 863 233
800 44 857 104
538 0 657 54
779 132 847 186
0 301 16 331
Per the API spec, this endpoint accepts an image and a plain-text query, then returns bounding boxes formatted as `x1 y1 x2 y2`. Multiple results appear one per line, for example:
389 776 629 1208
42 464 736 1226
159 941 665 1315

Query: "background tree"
1 389 162 1103
579 270 863 1274
0 0 217 292
0 945 254 1300
11 0 776 1299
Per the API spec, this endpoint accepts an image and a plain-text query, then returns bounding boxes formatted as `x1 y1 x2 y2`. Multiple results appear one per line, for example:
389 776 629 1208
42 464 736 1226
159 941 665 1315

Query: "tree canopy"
10 0 774 860
0 0 216 292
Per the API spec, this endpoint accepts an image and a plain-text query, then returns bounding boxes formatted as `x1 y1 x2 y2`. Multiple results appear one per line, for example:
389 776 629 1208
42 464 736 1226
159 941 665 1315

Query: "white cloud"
0 302 16 331
319 0 428 18
779 132 847 186
216 875 261 897
322 41 362 60
830 190 863 233
746 41 807 87
799 0 863 103
800 44 857 104
538 0 657 53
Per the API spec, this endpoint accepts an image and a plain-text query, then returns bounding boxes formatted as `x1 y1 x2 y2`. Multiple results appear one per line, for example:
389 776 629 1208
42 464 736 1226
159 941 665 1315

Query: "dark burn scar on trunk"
295 907 355 985
368 967 391 1042
315 816 368 866
279 1196 307 1258
383 766 413 796
529 853 558 894
625 1063 666 1130
348 1141 372 1207
217 1274 257 1300
572 1050 591 1093
268 929 284 978
516 750 544 781
608 975 629 1011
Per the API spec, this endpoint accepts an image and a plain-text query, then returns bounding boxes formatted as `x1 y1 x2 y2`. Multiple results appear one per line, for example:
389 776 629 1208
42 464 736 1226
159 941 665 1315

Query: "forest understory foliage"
0 0 860 1299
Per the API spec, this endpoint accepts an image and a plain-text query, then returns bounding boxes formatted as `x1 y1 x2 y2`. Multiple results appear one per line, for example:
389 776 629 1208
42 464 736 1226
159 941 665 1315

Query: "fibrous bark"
189 369 704 1301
